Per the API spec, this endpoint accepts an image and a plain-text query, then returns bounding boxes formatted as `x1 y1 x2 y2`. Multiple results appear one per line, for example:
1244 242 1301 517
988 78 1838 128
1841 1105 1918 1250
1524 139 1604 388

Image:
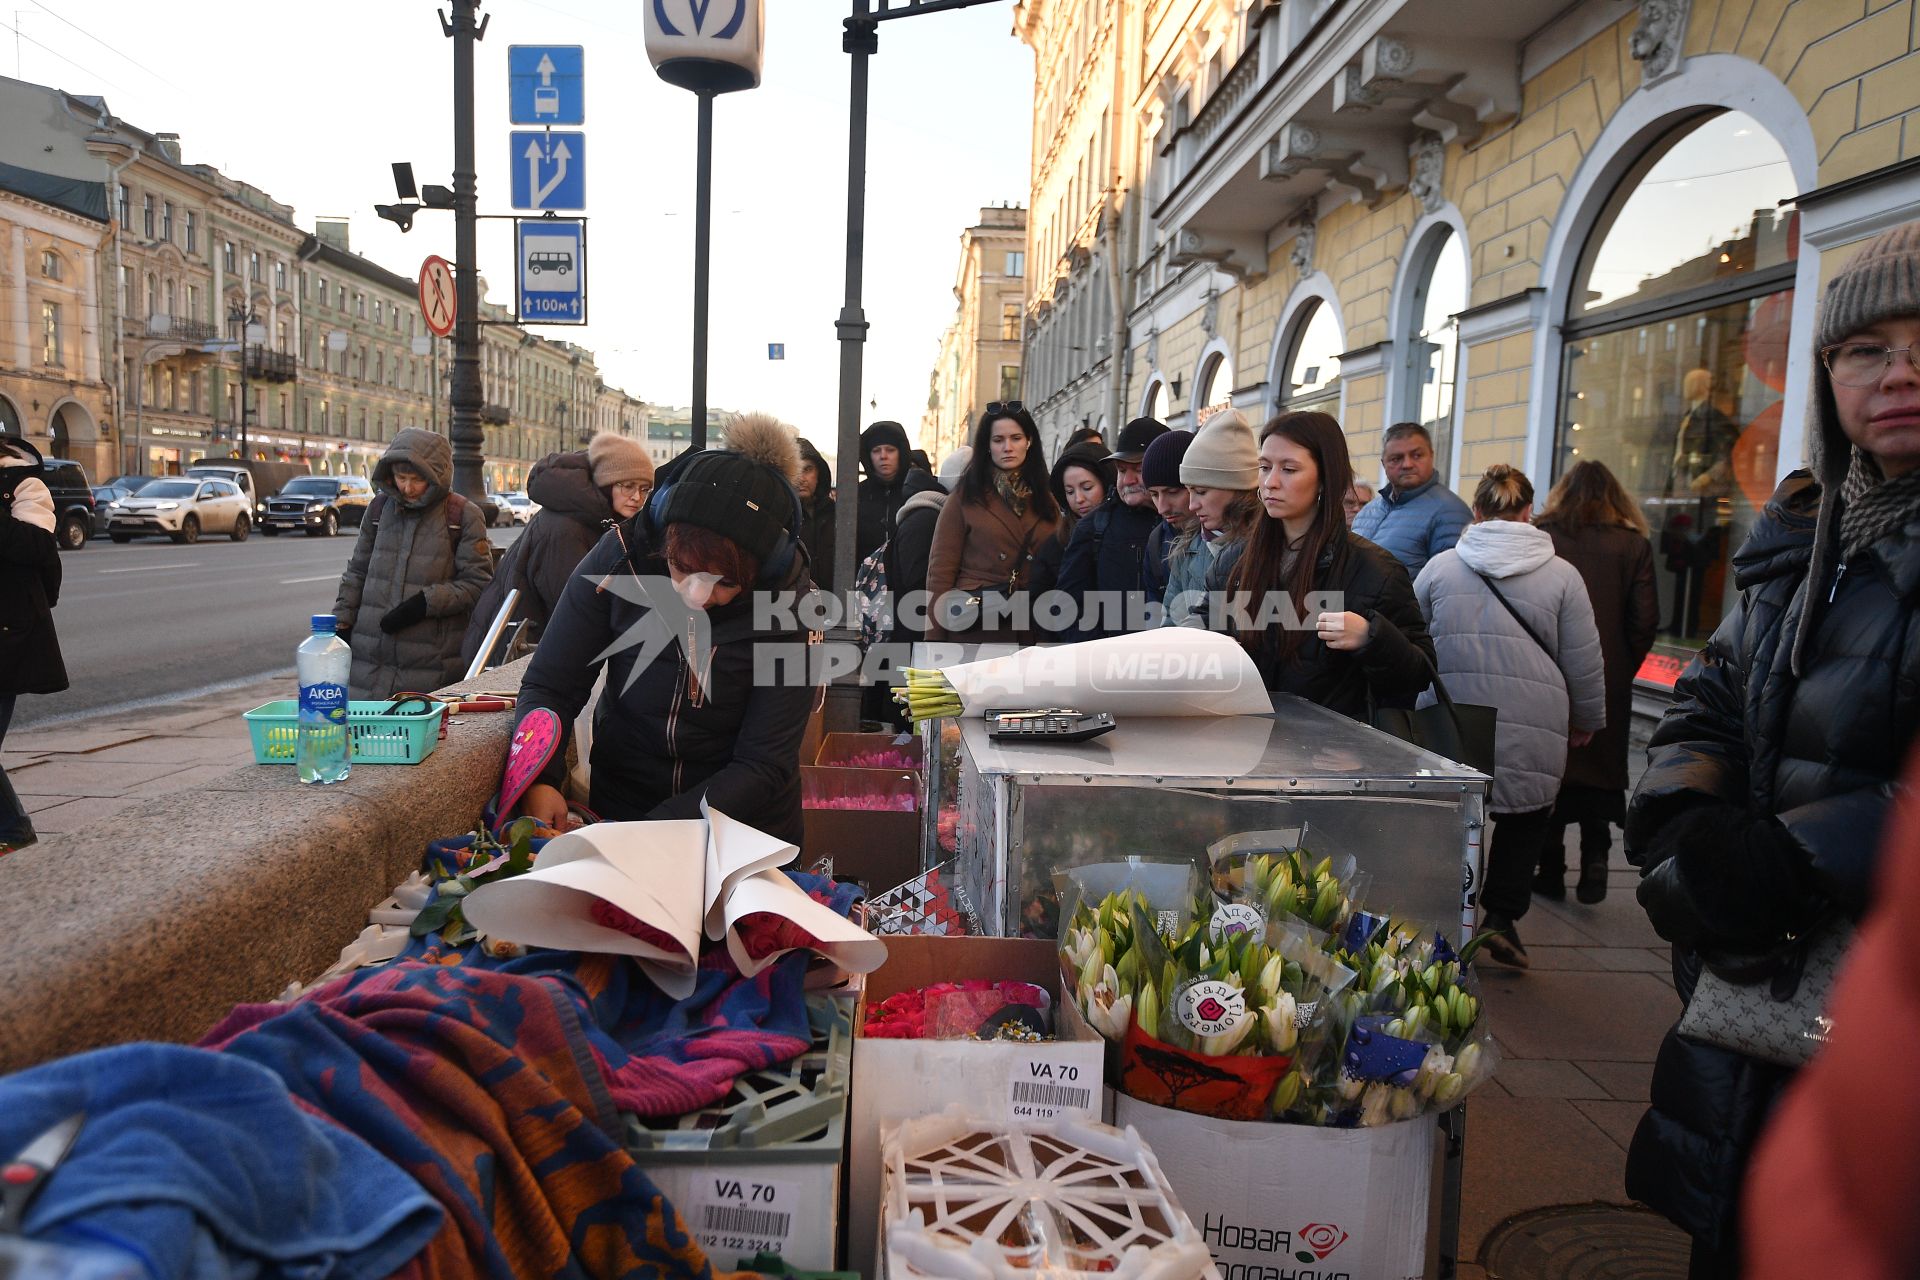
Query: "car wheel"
230 515 250 542
57 515 88 550
109 531 132 544
177 515 200 545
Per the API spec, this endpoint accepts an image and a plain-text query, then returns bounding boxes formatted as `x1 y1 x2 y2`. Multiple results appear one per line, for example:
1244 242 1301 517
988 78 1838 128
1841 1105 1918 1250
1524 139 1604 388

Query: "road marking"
97 563 201 574
280 573 341 584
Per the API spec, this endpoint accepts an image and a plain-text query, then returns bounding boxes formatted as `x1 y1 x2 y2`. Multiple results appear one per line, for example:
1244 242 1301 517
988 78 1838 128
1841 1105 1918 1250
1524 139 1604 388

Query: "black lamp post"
227 301 258 458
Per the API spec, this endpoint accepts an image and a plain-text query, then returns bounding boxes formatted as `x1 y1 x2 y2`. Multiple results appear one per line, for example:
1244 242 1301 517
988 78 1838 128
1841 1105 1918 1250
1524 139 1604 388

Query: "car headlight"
153 502 179 511
307 501 326 511
107 501 123 511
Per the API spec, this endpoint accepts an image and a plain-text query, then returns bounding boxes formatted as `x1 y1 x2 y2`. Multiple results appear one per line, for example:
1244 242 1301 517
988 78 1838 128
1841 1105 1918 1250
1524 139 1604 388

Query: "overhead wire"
26 0 178 90
0 12 124 91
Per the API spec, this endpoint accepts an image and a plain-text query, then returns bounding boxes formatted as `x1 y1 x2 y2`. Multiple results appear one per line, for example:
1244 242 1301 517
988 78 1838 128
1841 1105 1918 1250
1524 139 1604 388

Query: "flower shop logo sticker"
1174 978 1246 1037
1295 1222 1349 1263
1208 903 1263 942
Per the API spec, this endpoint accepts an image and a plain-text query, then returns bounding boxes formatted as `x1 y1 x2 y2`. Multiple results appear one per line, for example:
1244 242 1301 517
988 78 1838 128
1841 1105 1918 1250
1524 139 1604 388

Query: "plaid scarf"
1839 449 1920 560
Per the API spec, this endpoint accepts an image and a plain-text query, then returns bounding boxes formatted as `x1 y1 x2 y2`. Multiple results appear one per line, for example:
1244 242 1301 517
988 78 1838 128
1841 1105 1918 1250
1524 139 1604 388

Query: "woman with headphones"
505 414 818 846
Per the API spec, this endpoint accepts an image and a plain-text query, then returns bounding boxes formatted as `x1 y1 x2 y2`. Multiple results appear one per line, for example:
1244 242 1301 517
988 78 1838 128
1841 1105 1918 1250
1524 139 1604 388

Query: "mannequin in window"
1655 368 1740 636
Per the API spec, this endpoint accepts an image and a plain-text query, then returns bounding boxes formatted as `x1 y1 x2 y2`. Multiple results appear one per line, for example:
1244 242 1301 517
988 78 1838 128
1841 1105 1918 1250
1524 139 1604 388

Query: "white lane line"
280 573 341 584
97 562 201 574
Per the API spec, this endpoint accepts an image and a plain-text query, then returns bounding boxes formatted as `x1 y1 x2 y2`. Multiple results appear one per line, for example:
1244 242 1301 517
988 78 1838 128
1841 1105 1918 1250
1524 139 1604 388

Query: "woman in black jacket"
1227 410 1434 719
459 434 653 669
1 437 67 853
1625 222 1920 1276
508 414 816 847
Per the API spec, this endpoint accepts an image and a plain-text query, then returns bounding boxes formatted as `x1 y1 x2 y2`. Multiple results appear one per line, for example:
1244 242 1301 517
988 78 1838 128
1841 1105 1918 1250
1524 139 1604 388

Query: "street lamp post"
227 301 257 459
445 0 488 507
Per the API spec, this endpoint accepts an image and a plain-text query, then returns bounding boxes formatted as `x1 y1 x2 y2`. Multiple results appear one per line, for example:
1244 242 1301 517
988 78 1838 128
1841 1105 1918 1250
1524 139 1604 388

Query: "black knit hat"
656 451 796 566
1140 429 1194 490
1050 441 1115 510
1107 416 1170 464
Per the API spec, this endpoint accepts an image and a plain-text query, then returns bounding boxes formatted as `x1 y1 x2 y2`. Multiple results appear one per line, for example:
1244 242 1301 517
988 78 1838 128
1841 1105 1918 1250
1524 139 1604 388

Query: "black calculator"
986 709 1117 743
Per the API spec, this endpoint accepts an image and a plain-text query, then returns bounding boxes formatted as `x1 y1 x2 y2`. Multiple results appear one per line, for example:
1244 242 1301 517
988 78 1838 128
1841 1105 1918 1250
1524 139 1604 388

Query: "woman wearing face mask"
459 433 655 670
925 403 1060 641
508 414 817 845
1163 410 1262 627
1031 440 1113 621
1228 411 1434 716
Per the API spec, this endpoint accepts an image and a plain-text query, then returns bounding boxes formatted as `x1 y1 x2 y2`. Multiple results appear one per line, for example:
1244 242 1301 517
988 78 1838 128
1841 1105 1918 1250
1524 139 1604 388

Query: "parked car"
104 474 156 492
92 483 143 507
104 476 252 544
495 492 538 526
185 458 310 523
262 474 374 537
40 458 96 550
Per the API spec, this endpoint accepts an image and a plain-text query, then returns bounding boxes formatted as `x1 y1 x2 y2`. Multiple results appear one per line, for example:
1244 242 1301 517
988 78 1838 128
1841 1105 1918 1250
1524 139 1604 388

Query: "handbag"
1676 915 1849 1068
1370 658 1498 777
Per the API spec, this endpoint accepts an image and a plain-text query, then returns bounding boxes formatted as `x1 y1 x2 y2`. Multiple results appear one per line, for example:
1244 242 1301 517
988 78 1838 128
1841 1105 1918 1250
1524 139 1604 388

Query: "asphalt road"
17 519 524 729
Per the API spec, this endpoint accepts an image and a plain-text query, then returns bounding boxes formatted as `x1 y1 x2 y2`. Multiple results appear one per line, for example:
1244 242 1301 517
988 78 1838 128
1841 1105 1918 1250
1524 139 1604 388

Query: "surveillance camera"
375 203 416 233
392 162 419 202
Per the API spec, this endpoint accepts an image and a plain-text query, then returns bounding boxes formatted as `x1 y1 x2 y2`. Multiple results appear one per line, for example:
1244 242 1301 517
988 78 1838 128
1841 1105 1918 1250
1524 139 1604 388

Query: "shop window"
1145 378 1170 423
1277 300 1342 411
1556 110 1798 668
1398 230 1467 472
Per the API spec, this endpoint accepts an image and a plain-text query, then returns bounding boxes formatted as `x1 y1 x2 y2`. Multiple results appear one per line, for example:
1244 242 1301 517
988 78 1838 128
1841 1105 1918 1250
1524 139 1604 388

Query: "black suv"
41 458 96 550
262 474 374 537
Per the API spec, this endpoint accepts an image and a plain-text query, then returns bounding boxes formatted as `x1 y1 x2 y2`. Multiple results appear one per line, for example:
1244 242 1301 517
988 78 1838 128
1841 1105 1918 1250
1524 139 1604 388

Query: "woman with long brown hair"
925 403 1061 640
1533 460 1658 903
1227 410 1434 717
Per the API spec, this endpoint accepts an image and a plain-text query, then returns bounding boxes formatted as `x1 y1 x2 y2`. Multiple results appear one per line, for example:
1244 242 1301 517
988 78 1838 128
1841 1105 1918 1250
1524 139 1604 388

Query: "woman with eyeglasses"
925 402 1060 641
1623 223 1920 1278
459 432 655 669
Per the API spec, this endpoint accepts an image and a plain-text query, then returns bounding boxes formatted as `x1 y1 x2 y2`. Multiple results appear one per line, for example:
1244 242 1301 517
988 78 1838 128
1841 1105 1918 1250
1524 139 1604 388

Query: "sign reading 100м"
517 220 586 325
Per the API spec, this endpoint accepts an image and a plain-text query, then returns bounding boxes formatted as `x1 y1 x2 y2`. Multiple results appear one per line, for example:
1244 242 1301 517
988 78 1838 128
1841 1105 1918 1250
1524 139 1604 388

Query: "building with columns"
923 204 1028 463
1013 0 1920 686
0 75 644 490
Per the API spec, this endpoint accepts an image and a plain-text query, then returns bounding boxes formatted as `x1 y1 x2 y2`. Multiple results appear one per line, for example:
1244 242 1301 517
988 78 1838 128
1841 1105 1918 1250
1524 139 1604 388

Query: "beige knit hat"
587 432 654 487
1180 409 1259 489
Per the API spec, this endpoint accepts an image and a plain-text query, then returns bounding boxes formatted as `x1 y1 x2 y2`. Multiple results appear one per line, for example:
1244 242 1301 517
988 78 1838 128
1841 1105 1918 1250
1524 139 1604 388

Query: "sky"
6 0 1034 460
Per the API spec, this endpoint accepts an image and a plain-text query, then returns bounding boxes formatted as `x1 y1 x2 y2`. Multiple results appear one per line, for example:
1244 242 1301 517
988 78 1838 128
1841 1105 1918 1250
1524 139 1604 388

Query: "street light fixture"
227 301 260 459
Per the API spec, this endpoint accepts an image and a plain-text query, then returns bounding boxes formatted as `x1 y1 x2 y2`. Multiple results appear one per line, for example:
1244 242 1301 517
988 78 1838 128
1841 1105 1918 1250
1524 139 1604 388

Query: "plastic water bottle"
297 614 352 784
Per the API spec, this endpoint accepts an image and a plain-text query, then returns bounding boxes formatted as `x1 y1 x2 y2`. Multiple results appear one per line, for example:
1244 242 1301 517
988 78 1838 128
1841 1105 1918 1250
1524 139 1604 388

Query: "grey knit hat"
1794 221 1920 674
1180 409 1259 489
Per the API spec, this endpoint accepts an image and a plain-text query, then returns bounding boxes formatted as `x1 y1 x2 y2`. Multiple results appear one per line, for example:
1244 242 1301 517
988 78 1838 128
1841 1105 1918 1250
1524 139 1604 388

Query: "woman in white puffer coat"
1415 464 1606 968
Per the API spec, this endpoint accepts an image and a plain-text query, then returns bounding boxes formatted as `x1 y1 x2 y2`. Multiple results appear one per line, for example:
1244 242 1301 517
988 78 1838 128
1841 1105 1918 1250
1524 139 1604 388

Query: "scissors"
0 1113 83 1236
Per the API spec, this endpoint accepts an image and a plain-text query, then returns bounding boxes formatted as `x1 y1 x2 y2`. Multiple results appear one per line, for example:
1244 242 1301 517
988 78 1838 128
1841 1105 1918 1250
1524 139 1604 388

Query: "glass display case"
949 696 1488 939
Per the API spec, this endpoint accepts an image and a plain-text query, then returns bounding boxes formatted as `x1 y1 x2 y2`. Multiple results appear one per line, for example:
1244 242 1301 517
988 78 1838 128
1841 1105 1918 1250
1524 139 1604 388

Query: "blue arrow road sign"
509 131 586 211
508 45 584 125
517 219 586 325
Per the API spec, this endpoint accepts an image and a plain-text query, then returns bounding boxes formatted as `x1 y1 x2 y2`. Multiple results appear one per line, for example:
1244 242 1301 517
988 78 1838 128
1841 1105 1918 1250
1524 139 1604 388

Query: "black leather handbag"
1371 660 1498 777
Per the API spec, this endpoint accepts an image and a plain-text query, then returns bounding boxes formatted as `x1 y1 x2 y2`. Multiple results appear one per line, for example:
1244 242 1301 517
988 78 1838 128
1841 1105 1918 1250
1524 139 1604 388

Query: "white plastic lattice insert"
882 1109 1212 1279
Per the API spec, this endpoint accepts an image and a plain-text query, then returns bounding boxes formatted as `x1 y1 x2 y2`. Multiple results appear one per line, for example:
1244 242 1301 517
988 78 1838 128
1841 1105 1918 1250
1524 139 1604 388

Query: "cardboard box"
815 731 924 771
802 765 922 892
847 936 1107 1278
1115 1095 1434 1280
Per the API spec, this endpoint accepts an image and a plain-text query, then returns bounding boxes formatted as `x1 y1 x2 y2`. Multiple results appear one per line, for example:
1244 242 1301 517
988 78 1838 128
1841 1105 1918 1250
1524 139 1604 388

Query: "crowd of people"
1 219 1914 1278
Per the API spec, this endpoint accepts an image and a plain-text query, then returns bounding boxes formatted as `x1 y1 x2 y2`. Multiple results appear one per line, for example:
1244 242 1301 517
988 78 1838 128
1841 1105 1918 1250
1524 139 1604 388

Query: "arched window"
1398 231 1467 469
1196 349 1234 420
1557 109 1798 652
1276 300 1343 412
1143 377 1170 423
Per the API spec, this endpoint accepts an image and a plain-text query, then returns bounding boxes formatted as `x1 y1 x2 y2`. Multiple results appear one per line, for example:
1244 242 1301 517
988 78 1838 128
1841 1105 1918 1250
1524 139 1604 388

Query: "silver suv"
105 477 252 544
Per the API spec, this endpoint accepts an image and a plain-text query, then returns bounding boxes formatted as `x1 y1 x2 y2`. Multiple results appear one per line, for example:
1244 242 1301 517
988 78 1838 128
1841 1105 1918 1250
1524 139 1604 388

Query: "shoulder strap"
1474 570 1557 664
367 490 466 550
367 491 389 531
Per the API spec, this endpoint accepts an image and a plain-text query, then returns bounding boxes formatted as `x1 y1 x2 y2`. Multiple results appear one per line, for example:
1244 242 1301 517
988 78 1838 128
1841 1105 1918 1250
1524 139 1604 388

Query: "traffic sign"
508 45 584 125
516 219 586 325
509 131 586 212
768 343 785 360
418 256 456 337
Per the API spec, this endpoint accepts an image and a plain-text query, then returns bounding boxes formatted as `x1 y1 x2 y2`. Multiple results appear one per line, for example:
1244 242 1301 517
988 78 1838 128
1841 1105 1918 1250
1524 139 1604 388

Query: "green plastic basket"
243 699 445 766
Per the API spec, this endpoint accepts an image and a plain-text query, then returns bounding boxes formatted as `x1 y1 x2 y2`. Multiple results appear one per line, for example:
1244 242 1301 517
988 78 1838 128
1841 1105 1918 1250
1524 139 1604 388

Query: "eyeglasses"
985 401 1025 416
1821 342 1920 387
611 479 653 498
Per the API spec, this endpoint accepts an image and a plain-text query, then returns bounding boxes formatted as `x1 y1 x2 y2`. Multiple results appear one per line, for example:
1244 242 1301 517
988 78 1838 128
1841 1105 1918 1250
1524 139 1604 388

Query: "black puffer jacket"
460 451 613 667
1241 533 1435 720
855 421 923 562
1056 498 1164 640
796 438 837 591
0 438 66 698
514 518 816 847
1623 472 1920 1250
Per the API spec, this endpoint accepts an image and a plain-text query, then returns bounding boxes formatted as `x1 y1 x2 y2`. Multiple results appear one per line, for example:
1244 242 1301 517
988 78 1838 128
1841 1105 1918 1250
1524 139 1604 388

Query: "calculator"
986 709 1118 743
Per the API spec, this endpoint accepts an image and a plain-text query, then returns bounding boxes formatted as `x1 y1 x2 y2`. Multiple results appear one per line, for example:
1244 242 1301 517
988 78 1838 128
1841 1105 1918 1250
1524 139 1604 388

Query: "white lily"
1196 1008 1255 1057
1087 978 1134 1042
1263 992 1299 1054
1256 953 1284 1005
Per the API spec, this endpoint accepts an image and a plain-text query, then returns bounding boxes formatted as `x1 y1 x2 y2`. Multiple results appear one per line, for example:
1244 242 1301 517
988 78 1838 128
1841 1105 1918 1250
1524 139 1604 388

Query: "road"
19 520 524 729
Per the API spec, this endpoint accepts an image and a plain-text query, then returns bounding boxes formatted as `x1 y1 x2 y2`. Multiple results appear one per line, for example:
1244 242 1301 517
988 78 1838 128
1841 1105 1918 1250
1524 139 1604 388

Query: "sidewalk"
1458 724 1692 1278
2 673 292 841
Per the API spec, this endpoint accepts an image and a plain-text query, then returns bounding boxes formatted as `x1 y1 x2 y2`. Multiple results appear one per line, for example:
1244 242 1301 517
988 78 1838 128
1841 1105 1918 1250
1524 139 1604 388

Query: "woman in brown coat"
925 403 1060 641
1533 460 1658 902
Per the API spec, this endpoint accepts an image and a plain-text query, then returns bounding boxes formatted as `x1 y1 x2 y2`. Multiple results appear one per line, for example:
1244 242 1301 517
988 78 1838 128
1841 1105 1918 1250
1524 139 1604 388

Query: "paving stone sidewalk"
2 673 293 841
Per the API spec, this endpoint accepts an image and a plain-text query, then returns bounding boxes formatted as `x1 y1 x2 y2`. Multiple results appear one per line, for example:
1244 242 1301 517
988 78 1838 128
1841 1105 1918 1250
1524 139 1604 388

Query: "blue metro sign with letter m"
509 131 586 211
517 219 586 325
508 45 584 125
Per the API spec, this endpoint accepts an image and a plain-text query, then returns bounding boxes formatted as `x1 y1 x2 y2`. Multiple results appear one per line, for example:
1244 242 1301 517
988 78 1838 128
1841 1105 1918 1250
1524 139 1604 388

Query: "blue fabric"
0 1043 442 1280
1349 475 1472 579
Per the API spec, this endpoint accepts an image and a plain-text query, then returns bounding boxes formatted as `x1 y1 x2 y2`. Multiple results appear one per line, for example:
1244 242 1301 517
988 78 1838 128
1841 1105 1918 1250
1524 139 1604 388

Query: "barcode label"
701 1205 791 1239
1008 1073 1094 1121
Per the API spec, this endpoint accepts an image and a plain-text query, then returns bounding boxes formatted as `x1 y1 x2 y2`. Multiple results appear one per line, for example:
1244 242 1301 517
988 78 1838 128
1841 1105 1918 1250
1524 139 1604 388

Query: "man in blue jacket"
1057 417 1168 639
1350 422 1471 578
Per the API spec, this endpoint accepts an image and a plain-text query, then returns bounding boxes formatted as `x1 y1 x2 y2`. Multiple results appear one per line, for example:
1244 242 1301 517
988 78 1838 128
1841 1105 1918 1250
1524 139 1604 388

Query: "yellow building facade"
924 205 1029 463
1018 0 1920 676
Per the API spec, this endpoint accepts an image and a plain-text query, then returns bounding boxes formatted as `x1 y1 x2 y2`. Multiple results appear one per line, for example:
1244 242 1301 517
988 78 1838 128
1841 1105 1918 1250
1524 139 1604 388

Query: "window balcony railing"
143 314 219 344
246 349 298 383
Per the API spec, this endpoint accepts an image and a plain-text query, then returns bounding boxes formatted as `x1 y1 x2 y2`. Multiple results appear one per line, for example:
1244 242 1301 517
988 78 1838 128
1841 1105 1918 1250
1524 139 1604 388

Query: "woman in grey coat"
334 428 493 699
1415 464 1606 967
